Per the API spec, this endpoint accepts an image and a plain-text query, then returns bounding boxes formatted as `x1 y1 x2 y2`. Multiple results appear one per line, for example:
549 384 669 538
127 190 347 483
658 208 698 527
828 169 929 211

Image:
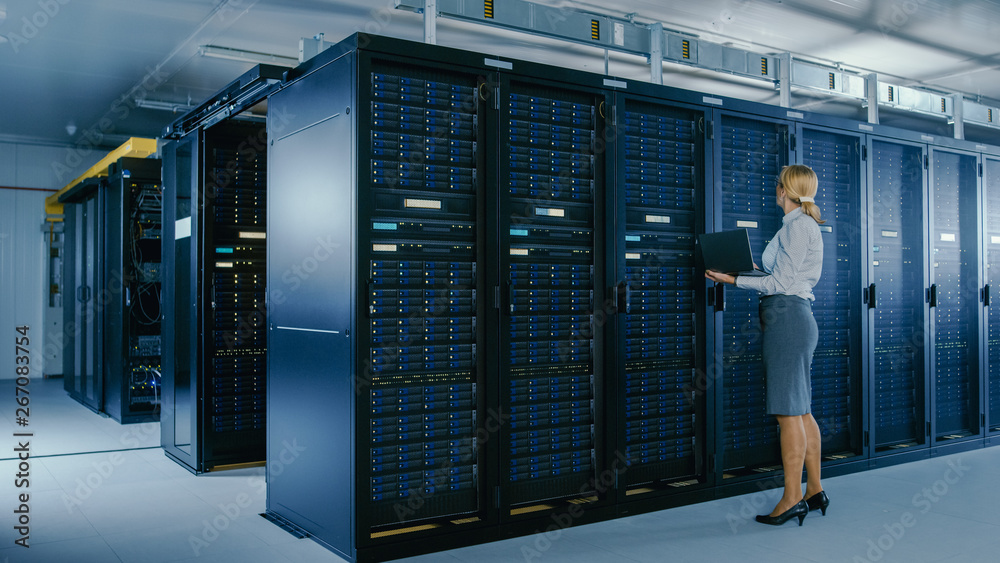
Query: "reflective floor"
1 378 998 562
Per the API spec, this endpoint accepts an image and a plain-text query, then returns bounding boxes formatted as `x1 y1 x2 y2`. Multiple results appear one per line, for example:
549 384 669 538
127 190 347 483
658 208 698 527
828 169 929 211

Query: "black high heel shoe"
755 500 808 527
805 491 830 515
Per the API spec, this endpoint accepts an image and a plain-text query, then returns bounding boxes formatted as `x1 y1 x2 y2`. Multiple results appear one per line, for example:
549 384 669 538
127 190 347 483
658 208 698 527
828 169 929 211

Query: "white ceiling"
2 0 1000 150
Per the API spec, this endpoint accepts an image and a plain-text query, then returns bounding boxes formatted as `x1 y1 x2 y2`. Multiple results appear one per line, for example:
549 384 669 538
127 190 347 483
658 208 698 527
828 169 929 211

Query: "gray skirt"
759 294 818 416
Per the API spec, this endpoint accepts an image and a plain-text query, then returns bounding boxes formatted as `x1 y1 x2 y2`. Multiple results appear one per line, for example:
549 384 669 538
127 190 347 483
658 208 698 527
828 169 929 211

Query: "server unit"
798 126 865 461
928 148 981 445
610 90 709 497
162 119 268 472
868 138 929 454
60 159 163 423
987 156 1000 434
266 38 494 561
104 158 164 423
715 113 788 475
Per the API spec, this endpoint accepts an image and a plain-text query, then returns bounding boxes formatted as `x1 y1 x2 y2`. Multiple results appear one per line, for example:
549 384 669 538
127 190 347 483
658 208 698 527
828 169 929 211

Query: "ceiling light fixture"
134 98 198 113
198 45 297 67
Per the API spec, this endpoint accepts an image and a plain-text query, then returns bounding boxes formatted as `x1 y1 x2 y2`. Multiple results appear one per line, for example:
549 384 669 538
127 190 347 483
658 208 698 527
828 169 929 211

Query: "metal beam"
952 94 964 140
424 0 437 45
395 0 1000 131
865 74 879 125
44 138 157 219
649 22 662 85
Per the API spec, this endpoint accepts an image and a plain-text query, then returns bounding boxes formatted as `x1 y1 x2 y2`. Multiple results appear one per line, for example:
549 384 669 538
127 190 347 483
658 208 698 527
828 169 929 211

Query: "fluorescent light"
199 45 297 67
134 98 196 113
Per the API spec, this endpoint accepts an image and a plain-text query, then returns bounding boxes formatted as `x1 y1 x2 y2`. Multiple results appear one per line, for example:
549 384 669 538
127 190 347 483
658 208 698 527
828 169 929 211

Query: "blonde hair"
779 164 824 224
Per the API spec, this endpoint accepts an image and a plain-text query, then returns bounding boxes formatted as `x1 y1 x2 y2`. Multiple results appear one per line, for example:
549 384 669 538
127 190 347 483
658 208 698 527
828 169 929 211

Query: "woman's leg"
772 414 806 515
803 413 823 497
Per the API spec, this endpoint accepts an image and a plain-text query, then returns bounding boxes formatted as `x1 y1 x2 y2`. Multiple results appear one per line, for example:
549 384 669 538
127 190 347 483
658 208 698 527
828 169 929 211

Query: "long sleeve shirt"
735 207 823 301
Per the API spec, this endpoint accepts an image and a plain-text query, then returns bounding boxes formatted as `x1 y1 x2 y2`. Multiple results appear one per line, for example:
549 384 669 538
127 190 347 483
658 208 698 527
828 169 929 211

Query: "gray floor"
1 378 998 562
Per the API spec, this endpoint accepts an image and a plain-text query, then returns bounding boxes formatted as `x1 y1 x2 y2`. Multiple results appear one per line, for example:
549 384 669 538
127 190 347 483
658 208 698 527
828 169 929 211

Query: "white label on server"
737 220 758 229
175 217 191 240
787 111 805 119
536 207 565 217
373 244 397 252
859 124 874 131
645 214 671 224
820 226 833 233
881 230 898 238
216 261 234 268
405 198 441 209
703 96 724 106
510 248 529 256
940 233 956 242
873 260 880 266
625 253 641 260
992 236 1000 245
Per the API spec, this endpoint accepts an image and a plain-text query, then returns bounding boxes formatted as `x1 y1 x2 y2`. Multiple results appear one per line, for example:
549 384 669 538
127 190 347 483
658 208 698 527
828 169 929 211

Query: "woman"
705 164 829 527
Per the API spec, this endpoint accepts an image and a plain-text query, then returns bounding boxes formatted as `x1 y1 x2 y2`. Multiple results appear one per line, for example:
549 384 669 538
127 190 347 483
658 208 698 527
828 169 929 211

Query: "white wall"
0 140 96 379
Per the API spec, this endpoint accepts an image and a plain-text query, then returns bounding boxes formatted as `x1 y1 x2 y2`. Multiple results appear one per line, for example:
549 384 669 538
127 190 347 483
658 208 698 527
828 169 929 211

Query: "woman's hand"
705 270 736 285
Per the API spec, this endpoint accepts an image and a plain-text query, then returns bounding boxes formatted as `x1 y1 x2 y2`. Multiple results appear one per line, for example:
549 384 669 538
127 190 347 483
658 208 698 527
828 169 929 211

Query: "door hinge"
864 431 869 447
926 421 932 436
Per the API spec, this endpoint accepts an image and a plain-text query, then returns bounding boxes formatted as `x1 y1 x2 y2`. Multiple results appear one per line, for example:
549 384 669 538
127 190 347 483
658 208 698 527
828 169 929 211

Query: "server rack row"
264 33 1000 562
60 157 163 424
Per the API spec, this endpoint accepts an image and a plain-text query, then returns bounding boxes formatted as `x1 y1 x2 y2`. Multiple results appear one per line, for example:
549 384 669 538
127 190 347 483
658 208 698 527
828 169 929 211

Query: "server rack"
103 158 163 423
61 178 104 413
496 71 610 513
868 138 929 455
928 148 982 445
60 159 163 423
987 156 1000 435
610 91 709 497
161 119 268 472
267 40 495 562
714 112 788 475
797 126 865 461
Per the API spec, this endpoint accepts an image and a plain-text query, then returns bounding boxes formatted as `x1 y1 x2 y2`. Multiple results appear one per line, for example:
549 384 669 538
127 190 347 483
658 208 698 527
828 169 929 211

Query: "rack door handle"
927 284 938 308
984 284 990 307
714 283 725 313
866 283 876 309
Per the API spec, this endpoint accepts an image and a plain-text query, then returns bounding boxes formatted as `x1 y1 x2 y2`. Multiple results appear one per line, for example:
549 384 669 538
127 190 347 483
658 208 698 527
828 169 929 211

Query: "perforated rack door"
365 63 483 527
619 98 704 488
987 158 1000 433
930 149 980 441
718 114 786 473
499 79 602 506
870 140 926 451
204 123 268 442
800 128 863 458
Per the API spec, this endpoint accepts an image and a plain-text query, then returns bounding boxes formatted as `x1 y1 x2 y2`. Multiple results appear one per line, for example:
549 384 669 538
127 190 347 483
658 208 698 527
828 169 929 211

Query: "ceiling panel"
1 0 999 149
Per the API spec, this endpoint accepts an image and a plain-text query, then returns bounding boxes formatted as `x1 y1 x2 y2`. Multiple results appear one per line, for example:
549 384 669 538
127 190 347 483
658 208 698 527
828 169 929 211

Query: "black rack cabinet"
612 94 707 493
61 158 163 423
798 127 865 460
868 139 928 453
715 113 787 474
162 120 267 473
987 157 1000 433
266 42 493 562
104 158 163 423
497 75 606 510
928 148 981 444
